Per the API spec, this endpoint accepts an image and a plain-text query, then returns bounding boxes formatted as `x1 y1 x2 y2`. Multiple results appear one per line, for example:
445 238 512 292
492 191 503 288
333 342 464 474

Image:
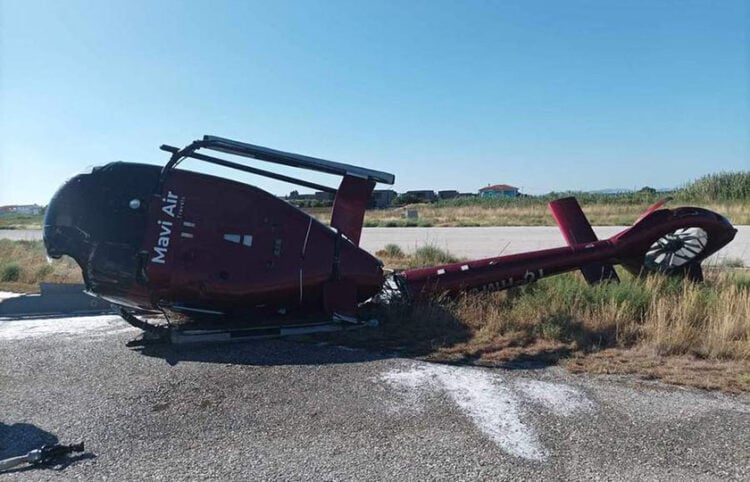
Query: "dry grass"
565 350 750 393
0 213 44 230
420 272 750 361
376 243 462 269
329 246 750 392
0 240 81 292
310 201 750 227
2 238 748 391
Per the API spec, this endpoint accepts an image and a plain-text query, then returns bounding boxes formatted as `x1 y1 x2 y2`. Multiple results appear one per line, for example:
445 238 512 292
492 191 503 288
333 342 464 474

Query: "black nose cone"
43 162 161 264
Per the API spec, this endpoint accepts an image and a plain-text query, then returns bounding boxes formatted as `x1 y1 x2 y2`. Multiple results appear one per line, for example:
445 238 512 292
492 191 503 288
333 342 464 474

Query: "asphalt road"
2 226 749 265
0 230 41 241
1 316 748 481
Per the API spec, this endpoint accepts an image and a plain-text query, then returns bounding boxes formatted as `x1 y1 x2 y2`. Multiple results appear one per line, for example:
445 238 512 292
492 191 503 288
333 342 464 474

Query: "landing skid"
119 308 377 346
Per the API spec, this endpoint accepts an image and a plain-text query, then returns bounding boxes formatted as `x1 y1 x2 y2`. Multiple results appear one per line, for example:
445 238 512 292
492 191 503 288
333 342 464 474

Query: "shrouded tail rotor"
642 227 707 281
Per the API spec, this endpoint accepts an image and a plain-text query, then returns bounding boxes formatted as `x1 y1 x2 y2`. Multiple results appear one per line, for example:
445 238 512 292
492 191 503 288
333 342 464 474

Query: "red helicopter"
43 135 737 342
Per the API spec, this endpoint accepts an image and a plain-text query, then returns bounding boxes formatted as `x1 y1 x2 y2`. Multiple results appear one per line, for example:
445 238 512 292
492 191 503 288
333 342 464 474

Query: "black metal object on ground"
0 442 85 472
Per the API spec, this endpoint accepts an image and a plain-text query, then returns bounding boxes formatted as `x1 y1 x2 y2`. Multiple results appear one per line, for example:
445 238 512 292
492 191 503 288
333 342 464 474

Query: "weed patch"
376 244 405 259
329 259 750 391
1 263 21 282
0 240 81 291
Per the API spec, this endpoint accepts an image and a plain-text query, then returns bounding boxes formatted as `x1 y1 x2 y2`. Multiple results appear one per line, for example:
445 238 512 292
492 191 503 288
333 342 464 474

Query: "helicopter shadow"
128 299 599 371
131 336 396 367
128 301 556 370
129 301 475 367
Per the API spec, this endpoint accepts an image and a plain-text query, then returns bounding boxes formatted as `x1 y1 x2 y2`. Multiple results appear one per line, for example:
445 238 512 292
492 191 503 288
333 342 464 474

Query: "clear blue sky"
1 0 748 205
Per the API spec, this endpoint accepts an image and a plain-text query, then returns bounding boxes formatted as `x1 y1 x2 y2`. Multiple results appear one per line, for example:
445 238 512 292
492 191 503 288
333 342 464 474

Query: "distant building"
438 190 460 200
405 190 437 202
287 191 332 202
371 189 397 209
478 184 519 199
314 191 334 201
0 204 43 216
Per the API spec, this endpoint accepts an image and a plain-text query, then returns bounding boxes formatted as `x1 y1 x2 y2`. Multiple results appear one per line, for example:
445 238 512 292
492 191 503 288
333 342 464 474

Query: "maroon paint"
548 197 618 284
330 175 375 246
142 169 383 315
399 205 736 298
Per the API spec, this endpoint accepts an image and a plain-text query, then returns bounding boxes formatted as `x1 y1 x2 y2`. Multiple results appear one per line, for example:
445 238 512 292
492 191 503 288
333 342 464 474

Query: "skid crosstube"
120 308 377 346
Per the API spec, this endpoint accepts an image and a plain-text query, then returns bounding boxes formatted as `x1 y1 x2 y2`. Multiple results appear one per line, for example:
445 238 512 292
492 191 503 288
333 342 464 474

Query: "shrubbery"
1 262 21 282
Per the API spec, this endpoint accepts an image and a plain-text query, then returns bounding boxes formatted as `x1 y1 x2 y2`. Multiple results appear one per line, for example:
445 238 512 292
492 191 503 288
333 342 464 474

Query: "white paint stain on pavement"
382 364 593 461
0 315 135 341
0 291 24 302
515 379 594 416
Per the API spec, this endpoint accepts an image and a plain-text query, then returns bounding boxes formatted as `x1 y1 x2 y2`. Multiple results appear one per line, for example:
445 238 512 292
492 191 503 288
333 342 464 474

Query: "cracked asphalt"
0 316 748 481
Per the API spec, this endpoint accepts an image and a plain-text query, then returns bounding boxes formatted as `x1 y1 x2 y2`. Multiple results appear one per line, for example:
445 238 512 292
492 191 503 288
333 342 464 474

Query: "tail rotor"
643 227 707 281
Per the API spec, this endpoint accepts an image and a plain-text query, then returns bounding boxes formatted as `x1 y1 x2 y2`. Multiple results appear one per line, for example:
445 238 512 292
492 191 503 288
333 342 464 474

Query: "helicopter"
43 135 737 342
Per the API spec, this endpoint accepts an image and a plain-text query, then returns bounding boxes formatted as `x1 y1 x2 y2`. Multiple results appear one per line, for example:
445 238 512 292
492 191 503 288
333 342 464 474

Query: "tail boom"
396 199 736 299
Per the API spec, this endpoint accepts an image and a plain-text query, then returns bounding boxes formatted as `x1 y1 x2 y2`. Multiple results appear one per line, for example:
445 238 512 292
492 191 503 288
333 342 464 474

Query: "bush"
430 171 749 209
382 244 405 258
35 264 54 279
718 257 745 269
676 171 750 202
410 245 459 267
1 263 22 282
391 193 425 206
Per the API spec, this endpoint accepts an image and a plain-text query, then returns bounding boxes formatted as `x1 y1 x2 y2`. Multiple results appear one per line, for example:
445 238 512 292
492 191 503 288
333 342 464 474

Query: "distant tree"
391 193 423 206
638 186 657 194
289 190 300 199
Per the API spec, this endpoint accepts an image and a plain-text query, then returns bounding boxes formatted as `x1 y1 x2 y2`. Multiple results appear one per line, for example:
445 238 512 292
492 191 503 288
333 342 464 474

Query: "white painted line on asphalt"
0 315 136 341
381 363 594 461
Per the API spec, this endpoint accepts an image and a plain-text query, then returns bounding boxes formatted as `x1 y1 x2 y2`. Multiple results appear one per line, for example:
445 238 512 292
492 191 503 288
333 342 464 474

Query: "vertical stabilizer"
548 197 619 284
330 175 375 246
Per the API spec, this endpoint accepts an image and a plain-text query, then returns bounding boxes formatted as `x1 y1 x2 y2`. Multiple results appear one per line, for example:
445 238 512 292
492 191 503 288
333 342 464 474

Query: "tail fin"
548 197 619 285
330 175 375 246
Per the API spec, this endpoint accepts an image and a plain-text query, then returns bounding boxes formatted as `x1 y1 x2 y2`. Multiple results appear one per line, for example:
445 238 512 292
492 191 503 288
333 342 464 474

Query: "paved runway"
3 226 749 265
0 230 41 241
359 226 750 265
1 316 748 480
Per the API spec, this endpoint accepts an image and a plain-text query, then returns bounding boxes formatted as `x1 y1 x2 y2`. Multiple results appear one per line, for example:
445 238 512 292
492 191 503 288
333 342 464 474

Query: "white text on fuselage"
151 191 179 264
469 268 545 294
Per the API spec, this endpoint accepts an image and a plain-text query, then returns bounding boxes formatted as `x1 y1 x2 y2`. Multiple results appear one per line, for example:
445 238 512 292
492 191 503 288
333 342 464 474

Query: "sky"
1 0 748 205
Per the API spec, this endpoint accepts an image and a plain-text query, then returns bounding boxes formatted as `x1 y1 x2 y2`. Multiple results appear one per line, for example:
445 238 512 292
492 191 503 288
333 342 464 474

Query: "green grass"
377 244 405 258
1 262 21 282
675 171 750 202
366 218 434 227
408 245 460 267
437 171 750 209
0 239 81 291
320 251 750 390
367 245 750 363
0 213 44 230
